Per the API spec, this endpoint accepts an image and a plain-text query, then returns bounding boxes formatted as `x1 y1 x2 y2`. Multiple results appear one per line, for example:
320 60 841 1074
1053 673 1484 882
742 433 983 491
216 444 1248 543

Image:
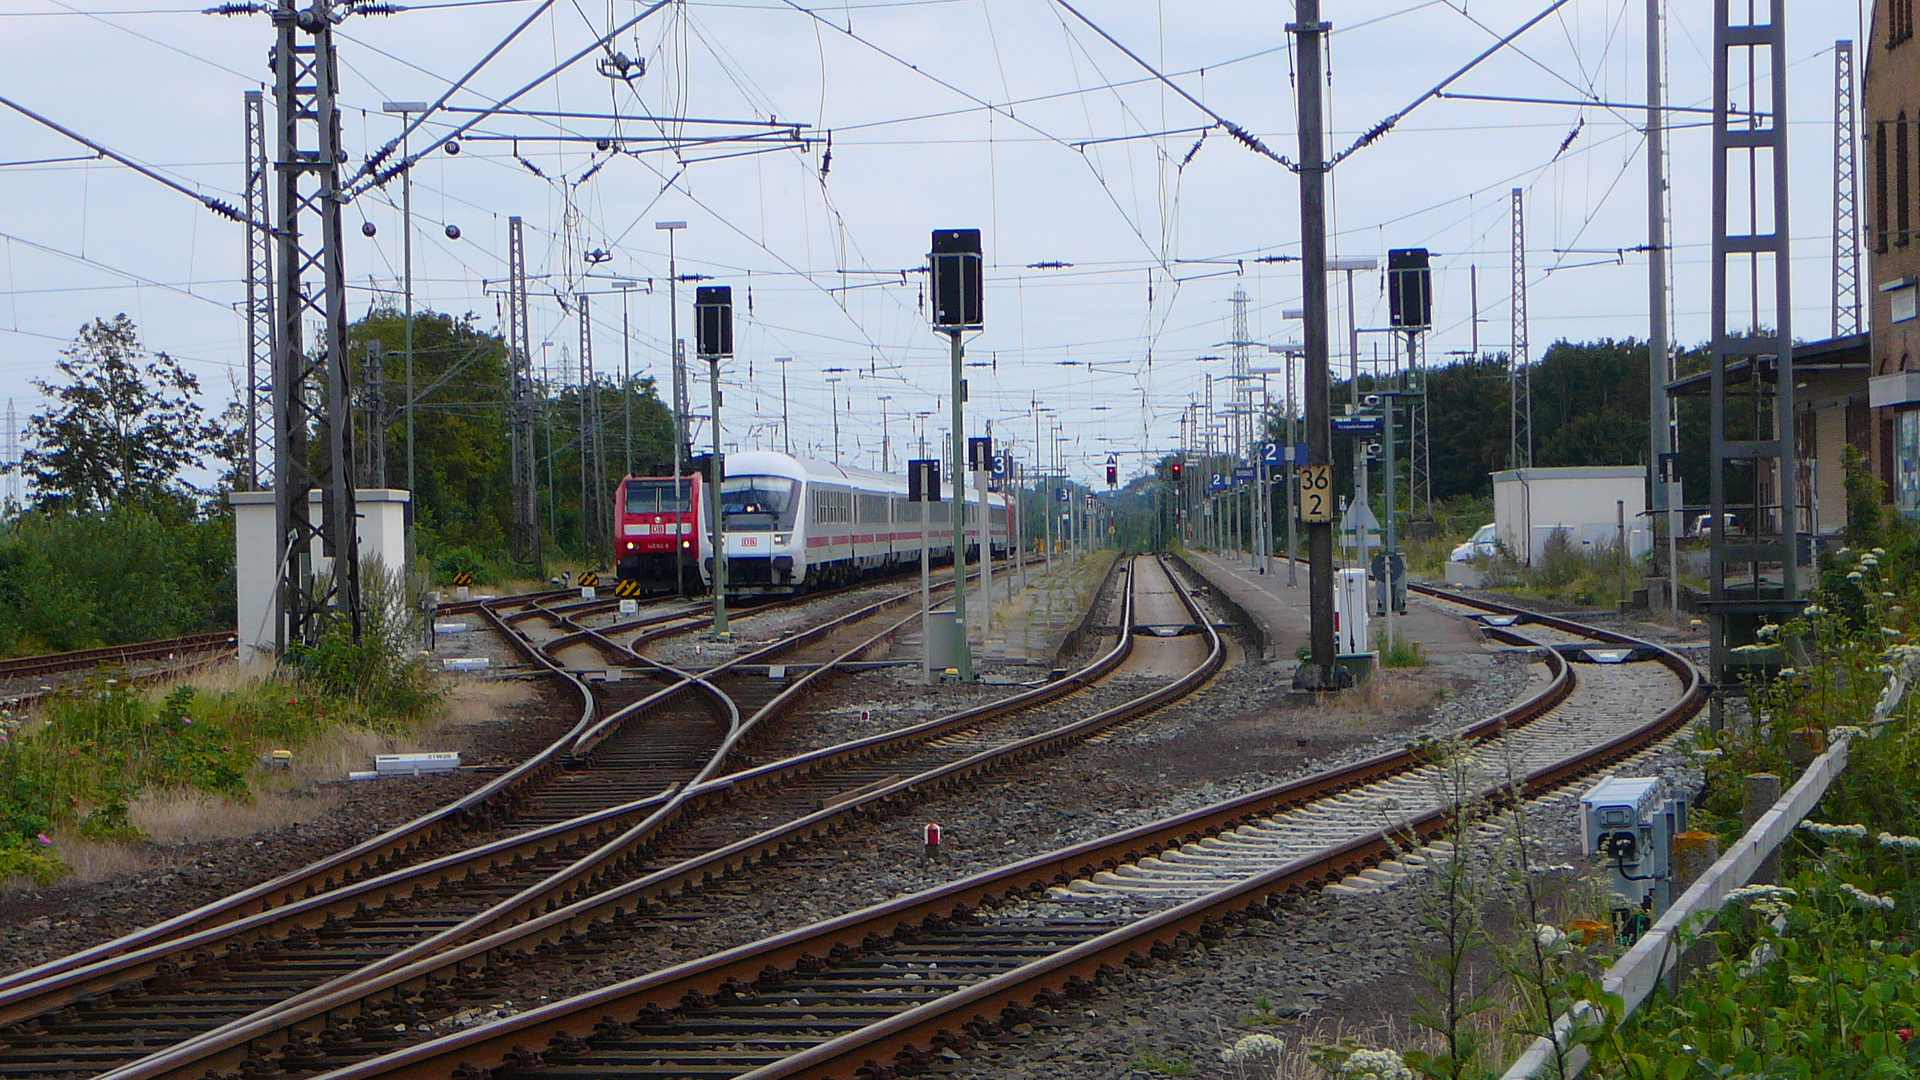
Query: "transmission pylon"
242 89 274 492
1406 332 1432 518
1707 0 1796 722
577 291 607 562
1833 39 1862 337
1509 186 1533 470
507 216 540 570
1230 288 1251 462
361 340 386 487
269 0 361 648
2 399 17 509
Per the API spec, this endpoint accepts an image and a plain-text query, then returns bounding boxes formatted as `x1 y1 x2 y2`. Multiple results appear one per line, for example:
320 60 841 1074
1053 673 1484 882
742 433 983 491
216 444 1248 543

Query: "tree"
23 315 222 509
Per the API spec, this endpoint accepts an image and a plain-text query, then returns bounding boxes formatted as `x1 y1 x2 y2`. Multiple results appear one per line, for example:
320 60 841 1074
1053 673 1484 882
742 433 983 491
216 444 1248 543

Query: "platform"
1180 549 1486 662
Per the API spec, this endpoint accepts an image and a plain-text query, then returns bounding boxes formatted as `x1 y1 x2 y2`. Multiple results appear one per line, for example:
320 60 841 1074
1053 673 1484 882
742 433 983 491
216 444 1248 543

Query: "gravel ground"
0 672 578 980
934 700 1709 1080
474 607 1540 1020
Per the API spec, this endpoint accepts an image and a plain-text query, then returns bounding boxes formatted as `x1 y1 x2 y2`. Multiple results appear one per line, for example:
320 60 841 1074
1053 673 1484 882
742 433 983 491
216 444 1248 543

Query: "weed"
1129 1048 1193 1075
1241 994 1281 1027
1377 632 1427 668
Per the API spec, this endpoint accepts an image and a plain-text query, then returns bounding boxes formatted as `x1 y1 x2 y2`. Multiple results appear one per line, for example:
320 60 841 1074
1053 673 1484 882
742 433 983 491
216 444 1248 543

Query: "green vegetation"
0 503 233 655
1377 631 1427 668
1128 1048 1193 1075
349 308 680 579
1580 536 1920 1078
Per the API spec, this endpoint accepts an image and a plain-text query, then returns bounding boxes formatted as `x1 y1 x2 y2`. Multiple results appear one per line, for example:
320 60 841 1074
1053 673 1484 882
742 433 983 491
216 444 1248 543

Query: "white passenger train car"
700 451 1010 596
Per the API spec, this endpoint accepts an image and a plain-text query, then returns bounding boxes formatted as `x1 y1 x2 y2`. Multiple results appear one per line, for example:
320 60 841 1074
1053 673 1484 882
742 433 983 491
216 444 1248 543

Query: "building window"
1880 121 1892 252
1896 0 1915 47
1903 116 1913 245
1899 411 1920 514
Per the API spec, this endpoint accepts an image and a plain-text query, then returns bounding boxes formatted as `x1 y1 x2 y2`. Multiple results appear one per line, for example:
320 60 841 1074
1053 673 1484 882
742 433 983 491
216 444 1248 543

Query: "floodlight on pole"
655 219 689 596
382 102 430 514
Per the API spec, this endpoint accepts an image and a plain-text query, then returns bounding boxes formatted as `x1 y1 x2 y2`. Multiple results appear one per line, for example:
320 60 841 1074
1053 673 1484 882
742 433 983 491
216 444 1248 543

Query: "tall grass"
0 562 442 884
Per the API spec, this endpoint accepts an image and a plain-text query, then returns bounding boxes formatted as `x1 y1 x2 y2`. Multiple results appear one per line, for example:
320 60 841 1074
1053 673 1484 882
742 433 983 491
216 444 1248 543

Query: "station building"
1868 0 1920 512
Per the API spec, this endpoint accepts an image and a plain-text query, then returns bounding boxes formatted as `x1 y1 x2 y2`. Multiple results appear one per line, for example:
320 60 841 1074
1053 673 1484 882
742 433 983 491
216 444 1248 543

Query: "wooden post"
1744 773 1783 885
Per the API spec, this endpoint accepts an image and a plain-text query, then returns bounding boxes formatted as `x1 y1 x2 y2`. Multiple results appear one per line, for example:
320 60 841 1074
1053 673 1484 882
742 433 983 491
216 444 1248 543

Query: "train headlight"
775 534 791 545
625 541 636 550
682 540 691 549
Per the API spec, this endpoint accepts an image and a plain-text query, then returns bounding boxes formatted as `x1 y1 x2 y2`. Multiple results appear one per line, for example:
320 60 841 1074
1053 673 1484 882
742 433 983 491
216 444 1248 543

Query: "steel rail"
0 631 238 680
90 559 1145 1080
0 566 989 998
0 572 926 1030
0 560 1048 1075
293 580 1700 1080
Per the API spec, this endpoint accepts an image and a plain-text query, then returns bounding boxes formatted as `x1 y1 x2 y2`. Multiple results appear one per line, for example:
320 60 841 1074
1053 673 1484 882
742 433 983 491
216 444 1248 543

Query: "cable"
1048 0 1296 172
0 93 265 231
1331 0 1574 167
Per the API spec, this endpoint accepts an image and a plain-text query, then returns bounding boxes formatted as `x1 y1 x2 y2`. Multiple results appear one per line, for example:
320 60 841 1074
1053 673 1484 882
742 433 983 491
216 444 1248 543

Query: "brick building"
1868 0 1920 511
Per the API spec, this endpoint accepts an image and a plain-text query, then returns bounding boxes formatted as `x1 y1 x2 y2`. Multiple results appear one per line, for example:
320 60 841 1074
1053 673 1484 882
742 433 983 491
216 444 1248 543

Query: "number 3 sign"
1296 464 1333 523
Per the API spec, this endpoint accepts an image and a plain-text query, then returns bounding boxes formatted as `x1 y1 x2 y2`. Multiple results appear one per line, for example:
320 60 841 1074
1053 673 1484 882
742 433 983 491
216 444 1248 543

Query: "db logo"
742 536 759 548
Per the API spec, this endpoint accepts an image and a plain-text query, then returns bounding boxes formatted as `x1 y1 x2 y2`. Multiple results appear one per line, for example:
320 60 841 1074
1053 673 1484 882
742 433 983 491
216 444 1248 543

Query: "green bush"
0 503 232 655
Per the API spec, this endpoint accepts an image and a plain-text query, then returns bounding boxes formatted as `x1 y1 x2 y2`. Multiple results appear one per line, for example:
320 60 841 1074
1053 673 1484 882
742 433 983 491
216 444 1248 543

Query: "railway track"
0 556 1076 1079
0 555 1217 1080
238 580 1700 1080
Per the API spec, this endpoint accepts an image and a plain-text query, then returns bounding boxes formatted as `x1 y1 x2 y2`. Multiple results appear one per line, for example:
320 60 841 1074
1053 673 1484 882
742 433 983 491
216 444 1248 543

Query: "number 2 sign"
1297 464 1333 523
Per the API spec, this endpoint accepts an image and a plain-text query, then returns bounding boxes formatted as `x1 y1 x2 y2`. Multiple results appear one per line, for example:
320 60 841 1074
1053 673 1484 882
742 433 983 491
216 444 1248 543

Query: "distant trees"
23 314 223 510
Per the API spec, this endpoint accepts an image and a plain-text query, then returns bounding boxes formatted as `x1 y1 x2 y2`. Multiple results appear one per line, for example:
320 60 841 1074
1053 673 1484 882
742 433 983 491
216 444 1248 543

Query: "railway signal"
695 285 732 639
1105 454 1117 489
930 229 982 681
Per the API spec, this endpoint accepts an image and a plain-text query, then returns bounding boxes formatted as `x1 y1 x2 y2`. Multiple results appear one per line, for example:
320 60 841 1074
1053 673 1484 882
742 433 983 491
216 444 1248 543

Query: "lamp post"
825 376 842 463
381 101 427 502
878 394 892 472
774 356 792 454
614 279 643 478
655 220 688 597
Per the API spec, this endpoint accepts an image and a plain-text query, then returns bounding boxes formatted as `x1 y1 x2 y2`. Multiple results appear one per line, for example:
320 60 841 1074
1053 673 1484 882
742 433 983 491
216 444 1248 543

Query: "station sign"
1262 441 1310 466
1332 415 1384 436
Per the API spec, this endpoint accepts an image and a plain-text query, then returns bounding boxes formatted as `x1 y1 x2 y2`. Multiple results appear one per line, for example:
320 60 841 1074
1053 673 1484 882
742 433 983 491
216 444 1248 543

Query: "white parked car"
1450 523 1498 563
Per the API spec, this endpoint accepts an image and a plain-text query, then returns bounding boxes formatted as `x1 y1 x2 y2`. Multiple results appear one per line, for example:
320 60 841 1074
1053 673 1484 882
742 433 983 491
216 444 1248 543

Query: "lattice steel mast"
270 0 361 648
1509 187 1533 469
1834 38 1862 337
507 216 540 570
1707 0 1796 722
242 89 274 492
577 292 607 561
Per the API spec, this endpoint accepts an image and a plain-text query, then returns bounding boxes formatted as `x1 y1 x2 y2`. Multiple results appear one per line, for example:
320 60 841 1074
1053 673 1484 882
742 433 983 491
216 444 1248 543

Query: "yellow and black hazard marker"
578 571 600 587
451 570 475 586
614 579 644 597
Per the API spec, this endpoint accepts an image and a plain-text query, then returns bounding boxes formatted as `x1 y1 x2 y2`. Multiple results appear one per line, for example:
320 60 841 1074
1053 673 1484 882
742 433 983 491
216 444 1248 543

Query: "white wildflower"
1724 884 1798 907
1221 1034 1284 1064
1691 746 1725 759
1800 821 1870 839
1778 668 1798 678
1885 627 1903 638
1885 592 1899 599
1806 604 1828 616
1861 555 1880 568
1757 623 1780 641
1840 882 1898 911
1874 547 1888 557
1535 924 1570 952
1831 725 1868 741
1849 571 1865 582
1878 832 1920 851
1342 1048 1415 1080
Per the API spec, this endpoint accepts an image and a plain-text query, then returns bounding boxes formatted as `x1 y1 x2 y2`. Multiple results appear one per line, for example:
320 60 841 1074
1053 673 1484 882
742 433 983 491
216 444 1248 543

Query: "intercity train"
615 451 1011 597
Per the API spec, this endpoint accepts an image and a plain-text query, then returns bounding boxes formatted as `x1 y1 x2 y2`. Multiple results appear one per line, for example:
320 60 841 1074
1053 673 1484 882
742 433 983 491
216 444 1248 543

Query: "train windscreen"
624 478 693 513
720 476 800 529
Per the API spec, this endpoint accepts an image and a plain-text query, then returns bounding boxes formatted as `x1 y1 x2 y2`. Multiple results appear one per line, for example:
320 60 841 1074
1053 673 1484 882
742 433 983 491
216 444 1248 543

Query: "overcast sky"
0 0 1865 486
